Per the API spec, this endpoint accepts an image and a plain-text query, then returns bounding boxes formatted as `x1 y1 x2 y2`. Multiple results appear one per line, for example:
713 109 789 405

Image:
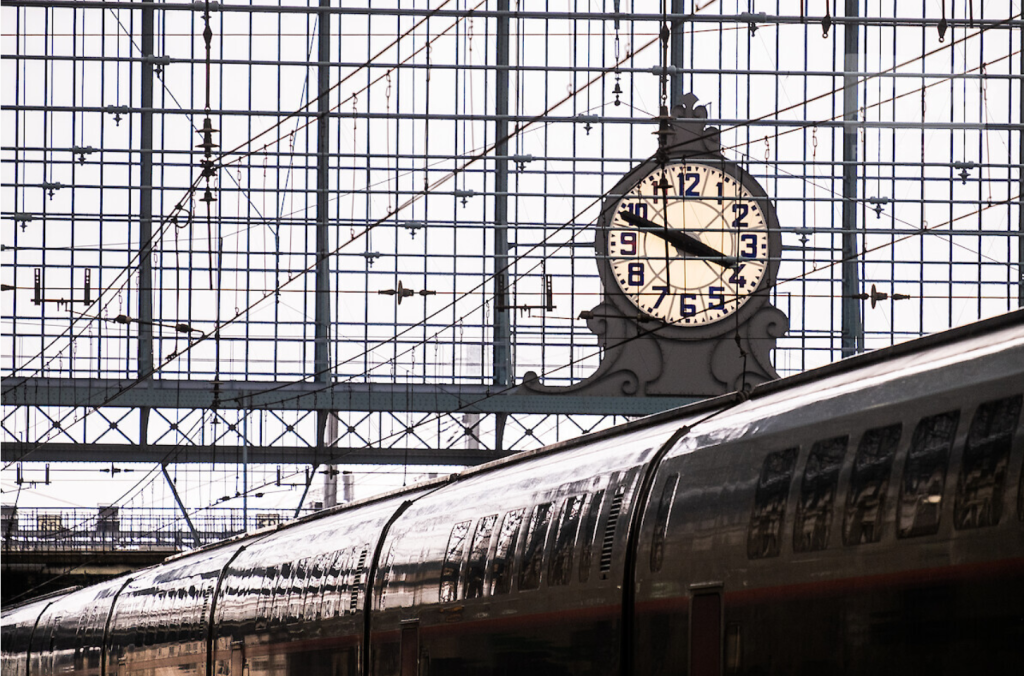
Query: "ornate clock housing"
519 94 789 398
606 160 771 327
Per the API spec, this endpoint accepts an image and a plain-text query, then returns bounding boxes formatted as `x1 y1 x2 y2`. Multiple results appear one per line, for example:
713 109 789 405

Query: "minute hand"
618 210 738 268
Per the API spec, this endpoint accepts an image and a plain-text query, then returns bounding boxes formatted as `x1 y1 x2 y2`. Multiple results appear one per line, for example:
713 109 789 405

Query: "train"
3 308 1023 676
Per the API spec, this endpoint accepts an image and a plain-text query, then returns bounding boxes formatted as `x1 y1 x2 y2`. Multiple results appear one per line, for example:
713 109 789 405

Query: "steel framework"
2 3 1022 502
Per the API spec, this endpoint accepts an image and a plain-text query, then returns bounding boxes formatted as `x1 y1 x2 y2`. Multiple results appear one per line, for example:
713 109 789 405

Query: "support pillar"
841 0 863 356
139 1 155 451
1018 43 1023 308
139 1 154 378
315 0 333 456
670 0 685 107
493 1 512 452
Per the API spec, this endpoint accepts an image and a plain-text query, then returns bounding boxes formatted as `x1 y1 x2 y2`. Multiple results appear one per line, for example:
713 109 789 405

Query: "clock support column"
669 0 686 109
493 0 512 450
841 0 864 356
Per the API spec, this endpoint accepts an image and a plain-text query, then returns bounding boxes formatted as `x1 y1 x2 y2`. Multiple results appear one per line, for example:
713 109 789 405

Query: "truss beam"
1 378 699 415
1 442 516 466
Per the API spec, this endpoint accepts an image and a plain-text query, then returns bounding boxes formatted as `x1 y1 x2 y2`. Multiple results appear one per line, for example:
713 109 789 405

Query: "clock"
607 161 771 326
597 138 782 340
520 95 788 398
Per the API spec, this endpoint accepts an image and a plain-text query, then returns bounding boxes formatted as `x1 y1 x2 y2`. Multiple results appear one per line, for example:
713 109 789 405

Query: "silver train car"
4 310 1023 676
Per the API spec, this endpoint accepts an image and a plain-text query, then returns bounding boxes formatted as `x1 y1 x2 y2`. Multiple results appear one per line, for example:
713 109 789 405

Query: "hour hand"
618 210 738 268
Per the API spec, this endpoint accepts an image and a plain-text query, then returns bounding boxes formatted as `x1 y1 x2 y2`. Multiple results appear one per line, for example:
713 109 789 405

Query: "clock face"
606 161 770 326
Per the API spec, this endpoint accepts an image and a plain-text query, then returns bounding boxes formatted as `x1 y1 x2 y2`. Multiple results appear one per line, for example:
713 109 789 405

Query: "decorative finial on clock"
665 93 722 156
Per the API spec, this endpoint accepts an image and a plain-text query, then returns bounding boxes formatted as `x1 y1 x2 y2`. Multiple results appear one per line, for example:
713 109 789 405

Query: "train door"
398 621 418 676
689 588 722 676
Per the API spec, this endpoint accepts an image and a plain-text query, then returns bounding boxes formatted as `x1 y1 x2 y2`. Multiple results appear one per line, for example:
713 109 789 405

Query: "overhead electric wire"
2 6 1015 528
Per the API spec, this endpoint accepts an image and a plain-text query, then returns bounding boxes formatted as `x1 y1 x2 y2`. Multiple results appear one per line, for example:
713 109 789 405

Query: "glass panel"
488 509 525 596
650 474 679 573
439 521 472 603
548 496 584 586
518 503 553 591
898 411 960 538
843 424 901 546
578 490 605 583
464 514 497 599
793 436 848 552
747 448 798 559
954 395 1022 529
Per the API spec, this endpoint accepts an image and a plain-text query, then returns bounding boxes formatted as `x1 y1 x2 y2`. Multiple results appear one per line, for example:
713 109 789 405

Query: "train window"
464 514 497 599
305 555 327 620
518 503 553 591
955 395 1022 529
843 424 901 546
600 486 627 578
650 474 680 573
898 410 960 538
489 509 525 595
287 558 309 623
793 436 848 553
549 496 584 586
747 447 798 559
439 521 471 603
578 490 605 583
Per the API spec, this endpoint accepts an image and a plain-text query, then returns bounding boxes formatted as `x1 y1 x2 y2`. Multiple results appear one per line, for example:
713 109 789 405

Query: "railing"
0 507 317 553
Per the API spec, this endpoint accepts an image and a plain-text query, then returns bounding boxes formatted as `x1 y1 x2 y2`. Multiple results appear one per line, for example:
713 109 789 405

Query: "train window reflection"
489 509 525 595
898 410 960 538
322 553 345 618
464 514 497 599
549 496 584 586
843 424 900 546
578 490 605 583
650 474 679 573
439 521 472 603
955 395 1022 529
794 436 848 552
747 448 798 559
287 558 308 623
519 503 553 590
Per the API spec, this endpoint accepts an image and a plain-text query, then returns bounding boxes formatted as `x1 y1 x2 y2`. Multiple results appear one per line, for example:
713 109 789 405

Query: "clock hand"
618 210 739 268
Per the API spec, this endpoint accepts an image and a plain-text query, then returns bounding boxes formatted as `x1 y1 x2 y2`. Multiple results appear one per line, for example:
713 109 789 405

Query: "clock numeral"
681 294 698 318
732 203 750 228
679 172 700 197
728 264 747 288
651 285 669 309
740 233 758 259
619 231 637 256
716 181 724 205
627 263 645 286
708 286 725 310
625 202 648 220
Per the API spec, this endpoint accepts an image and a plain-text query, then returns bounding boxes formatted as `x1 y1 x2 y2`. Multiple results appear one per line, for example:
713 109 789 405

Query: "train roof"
146 306 1024 563
7 308 1022 604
